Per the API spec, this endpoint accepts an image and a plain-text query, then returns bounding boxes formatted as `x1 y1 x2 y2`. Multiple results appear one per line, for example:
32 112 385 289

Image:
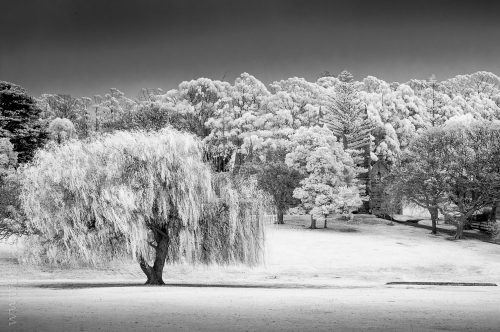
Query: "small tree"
335 186 363 220
48 118 77 144
286 126 361 228
20 129 266 284
242 148 302 224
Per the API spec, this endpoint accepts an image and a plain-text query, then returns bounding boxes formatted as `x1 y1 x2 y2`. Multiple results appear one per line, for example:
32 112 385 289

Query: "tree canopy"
19 128 266 284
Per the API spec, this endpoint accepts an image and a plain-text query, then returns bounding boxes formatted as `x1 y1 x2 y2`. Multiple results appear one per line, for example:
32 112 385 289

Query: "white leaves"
444 113 477 129
20 129 213 265
48 118 77 143
286 126 362 216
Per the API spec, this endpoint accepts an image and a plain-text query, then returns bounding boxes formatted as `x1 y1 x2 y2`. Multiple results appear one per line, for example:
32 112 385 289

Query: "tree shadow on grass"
308 226 359 233
392 219 499 245
29 282 368 290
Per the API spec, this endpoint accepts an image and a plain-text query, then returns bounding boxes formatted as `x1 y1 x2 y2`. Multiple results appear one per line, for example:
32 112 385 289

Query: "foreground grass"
2 215 500 331
2 285 500 332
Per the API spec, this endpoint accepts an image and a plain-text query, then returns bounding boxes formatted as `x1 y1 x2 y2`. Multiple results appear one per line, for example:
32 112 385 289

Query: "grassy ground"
1 214 500 331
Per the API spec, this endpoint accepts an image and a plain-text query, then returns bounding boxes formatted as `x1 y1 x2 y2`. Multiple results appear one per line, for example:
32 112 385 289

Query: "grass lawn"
1 214 499 331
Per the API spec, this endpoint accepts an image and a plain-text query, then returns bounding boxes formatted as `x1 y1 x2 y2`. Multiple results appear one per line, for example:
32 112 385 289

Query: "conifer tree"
0 81 48 163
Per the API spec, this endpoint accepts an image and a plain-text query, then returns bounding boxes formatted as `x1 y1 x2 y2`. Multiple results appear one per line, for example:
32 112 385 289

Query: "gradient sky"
1 0 500 97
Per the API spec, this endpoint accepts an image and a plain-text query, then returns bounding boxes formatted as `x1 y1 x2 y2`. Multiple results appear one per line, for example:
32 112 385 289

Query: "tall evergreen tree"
0 81 48 163
321 71 372 208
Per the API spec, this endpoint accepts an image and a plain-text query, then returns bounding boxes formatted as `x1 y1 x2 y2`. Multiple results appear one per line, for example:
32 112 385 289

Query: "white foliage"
286 126 361 220
20 129 213 265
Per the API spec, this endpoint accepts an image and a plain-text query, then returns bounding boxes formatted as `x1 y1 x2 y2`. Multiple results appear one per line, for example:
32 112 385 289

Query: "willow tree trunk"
323 215 328 228
139 233 169 285
429 206 439 235
310 215 316 229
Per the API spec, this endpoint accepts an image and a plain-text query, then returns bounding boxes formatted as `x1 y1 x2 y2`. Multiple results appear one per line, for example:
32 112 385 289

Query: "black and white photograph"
1 0 500 331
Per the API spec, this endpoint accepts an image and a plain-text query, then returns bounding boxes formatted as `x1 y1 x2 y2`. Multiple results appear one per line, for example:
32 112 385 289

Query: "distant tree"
0 81 48 163
0 138 17 182
318 70 335 79
79 97 93 138
270 77 325 127
237 78 312 219
391 130 450 234
48 118 77 144
322 71 371 205
364 83 429 164
389 82 400 91
137 88 164 102
443 71 500 98
438 121 500 239
124 102 172 131
242 148 302 224
93 89 137 132
334 186 364 220
0 138 26 240
397 121 500 238
19 129 266 284
286 126 361 228
425 77 450 127
37 94 95 138
324 70 371 152
39 94 80 120
173 78 231 138
205 73 270 172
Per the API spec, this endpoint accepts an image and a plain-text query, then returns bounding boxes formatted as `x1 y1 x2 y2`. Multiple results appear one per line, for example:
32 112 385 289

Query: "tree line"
1 70 500 245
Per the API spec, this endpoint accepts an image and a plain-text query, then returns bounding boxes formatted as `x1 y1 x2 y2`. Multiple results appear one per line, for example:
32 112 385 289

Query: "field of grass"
1 214 500 331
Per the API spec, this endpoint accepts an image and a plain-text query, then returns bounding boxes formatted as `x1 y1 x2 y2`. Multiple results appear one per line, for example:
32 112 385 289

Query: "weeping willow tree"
20 128 266 285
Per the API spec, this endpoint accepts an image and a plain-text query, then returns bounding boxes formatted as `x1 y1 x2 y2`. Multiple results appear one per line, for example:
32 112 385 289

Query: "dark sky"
1 0 500 97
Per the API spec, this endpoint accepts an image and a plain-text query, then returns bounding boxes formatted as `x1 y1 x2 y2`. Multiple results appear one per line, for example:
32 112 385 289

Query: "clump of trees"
286 126 362 228
392 120 500 238
19 129 267 284
2 68 500 267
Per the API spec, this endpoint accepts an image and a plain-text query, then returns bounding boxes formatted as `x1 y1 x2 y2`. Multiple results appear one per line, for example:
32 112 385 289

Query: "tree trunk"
310 215 316 229
233 151 244 174
429 206 439 235
455 216 466 239
489 202 498 223
277 209 284 225
139 231 169 285
342 133 348 150
323 215 328 228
